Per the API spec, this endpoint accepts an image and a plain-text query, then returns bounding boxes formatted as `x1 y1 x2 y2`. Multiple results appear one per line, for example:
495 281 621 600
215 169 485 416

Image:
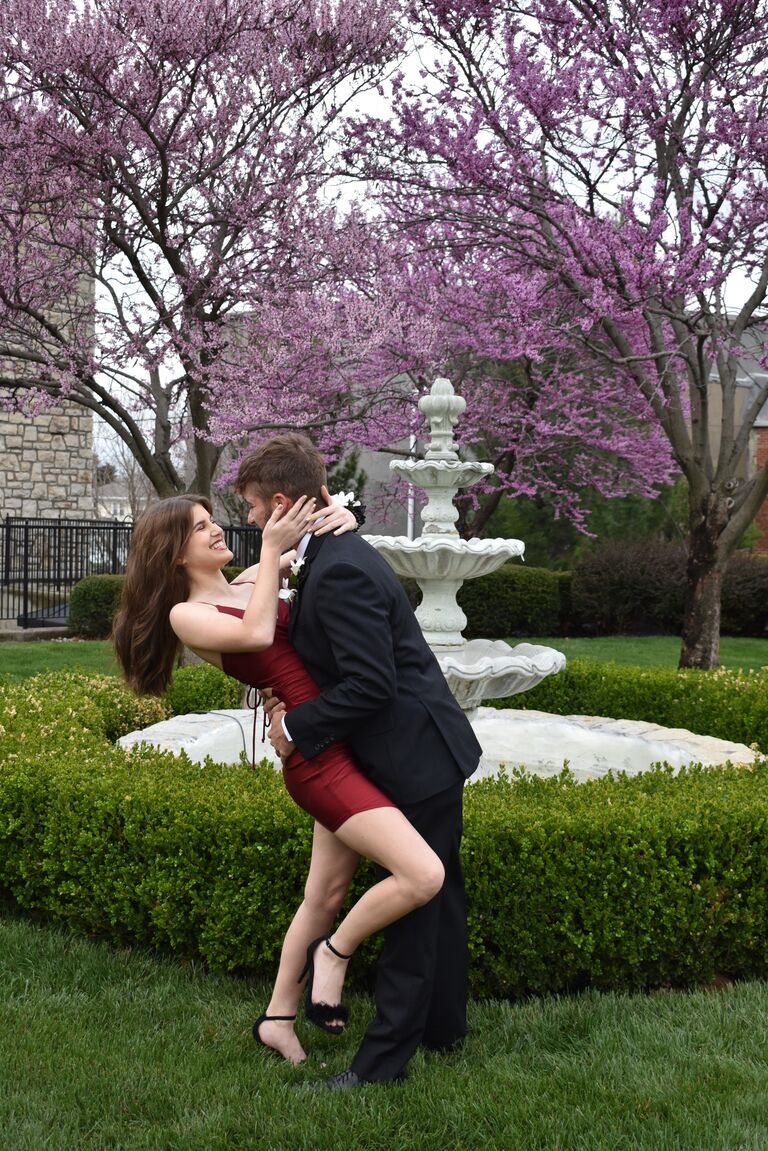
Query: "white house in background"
95 480 133 522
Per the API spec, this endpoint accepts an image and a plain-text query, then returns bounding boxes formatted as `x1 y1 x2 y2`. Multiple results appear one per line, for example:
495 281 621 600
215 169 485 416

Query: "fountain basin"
437 639 566 715
366 535 524 581
366 535 527 648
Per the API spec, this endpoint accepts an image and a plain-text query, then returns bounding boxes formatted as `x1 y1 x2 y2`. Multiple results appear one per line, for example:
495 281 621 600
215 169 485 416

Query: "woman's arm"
169 498 316 653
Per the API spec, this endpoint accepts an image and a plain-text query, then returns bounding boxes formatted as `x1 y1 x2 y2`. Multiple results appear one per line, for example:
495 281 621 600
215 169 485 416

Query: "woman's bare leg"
304 807 444 1018
256 822 359 1062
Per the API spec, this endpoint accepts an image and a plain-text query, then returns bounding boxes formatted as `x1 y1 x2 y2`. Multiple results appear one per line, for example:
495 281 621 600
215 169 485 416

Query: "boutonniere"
279 556 308 601
289 556 306 588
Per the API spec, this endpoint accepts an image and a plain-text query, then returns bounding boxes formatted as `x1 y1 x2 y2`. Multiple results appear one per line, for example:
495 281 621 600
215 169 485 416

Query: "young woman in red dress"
113 492 444 1065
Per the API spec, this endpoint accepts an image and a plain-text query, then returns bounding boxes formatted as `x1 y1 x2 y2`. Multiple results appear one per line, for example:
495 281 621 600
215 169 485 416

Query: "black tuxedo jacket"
286 532 481 805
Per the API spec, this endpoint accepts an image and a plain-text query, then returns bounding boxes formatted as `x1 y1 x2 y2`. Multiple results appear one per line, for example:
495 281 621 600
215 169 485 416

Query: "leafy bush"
494 659 768 752
571 539 686 635
68 575 125 639
458 563 562 637
2 672 768 997
464 763 768 997
165 663 243 715
721 553 768 637
570 540 768 637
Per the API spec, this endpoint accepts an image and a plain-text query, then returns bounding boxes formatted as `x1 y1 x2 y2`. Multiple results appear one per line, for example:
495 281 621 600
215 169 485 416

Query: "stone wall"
0 406 95 520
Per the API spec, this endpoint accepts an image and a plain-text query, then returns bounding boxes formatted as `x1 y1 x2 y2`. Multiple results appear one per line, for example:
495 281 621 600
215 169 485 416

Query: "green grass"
518 634 768 670
0 639 118 682
3 635 768 685
2 915 767 1151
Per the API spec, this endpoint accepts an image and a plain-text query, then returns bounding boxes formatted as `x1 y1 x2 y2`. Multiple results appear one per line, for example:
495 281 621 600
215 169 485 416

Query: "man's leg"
349 780 466 1083
421 825 468 1050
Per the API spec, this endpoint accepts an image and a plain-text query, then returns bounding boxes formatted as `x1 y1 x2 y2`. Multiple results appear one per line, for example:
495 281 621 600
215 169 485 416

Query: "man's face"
241 483 287 530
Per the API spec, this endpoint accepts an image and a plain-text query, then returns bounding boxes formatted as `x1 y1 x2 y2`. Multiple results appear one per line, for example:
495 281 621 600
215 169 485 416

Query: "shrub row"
69 568 246 640
2 671 768 996
70 542 768 640
571 540 768 637
495 659 768 752
70 564 566 642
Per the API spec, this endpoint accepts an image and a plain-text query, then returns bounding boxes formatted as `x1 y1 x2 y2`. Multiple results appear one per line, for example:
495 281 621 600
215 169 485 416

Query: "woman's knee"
303 873 349 917
408 854 445 907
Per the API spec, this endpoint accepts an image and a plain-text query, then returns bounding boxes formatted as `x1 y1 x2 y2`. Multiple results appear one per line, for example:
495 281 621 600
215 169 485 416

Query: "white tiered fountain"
364 378 566 718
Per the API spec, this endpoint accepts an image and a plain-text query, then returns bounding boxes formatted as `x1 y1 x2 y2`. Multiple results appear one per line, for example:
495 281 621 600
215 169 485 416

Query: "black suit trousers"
350 780 468 1082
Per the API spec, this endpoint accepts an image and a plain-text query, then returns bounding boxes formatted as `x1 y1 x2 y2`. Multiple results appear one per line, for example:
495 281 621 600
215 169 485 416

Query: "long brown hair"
112 495 211 696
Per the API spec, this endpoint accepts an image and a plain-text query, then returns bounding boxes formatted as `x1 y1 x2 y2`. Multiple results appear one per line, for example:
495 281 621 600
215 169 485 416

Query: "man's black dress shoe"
324 1069 364 1091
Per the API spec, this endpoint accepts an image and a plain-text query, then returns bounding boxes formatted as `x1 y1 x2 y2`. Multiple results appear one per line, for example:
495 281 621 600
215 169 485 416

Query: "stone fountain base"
472 707 756 783
118 706 756 784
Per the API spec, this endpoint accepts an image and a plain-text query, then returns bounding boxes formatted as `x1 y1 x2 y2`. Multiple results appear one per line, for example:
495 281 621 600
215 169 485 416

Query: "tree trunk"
679 517 727 670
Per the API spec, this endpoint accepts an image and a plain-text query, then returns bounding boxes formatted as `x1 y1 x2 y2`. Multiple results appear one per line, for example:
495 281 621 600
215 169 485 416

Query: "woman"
113 492 444 1065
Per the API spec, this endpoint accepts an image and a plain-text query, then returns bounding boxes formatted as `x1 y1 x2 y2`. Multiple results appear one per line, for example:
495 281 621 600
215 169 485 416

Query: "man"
235 432 481 1089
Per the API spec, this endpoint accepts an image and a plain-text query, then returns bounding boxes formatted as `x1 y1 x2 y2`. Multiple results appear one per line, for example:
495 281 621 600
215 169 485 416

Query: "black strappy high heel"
252 1012 297 1053
298 937 352 1035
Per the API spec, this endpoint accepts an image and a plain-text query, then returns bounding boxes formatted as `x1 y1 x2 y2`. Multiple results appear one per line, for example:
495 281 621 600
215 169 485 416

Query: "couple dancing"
113 432 481 1090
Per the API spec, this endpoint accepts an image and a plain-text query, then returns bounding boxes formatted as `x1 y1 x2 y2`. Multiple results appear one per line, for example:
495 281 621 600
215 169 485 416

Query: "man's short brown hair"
235 432 327 500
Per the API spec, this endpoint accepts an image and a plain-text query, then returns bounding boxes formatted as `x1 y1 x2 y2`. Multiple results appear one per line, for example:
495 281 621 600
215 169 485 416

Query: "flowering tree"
351 0 768 667
0 0 401 497
206 219 677 535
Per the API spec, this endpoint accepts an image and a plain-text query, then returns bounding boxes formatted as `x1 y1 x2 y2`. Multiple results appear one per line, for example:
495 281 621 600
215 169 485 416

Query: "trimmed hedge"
164 663 243 715
571 540 768 637
464 764 768 996
64 548 768 642
68 575 125 639
2 671 768 996
69 565 564 642
458 563 562 637
495 659 768 752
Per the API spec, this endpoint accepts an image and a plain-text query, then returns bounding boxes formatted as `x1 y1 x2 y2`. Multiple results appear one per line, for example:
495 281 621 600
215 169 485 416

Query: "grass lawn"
3 634 768 684
519 633 768 670
2 916 767 1151
0 639 118 682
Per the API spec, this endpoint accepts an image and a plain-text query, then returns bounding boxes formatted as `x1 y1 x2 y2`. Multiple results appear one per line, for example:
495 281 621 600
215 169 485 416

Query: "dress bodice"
217 599 319 706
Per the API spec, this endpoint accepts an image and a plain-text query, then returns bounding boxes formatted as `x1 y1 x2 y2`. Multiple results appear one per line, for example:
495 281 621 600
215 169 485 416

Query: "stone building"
0 405 95 520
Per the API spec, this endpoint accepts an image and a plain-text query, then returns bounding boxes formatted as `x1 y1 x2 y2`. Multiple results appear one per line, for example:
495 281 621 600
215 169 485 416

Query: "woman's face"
180 503 233 570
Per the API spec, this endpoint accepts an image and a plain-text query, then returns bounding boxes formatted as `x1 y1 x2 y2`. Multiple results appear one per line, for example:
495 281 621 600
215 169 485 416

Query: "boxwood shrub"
570 540 768 637
2 671 768 997
494 659 768 752
164 663 243 715
458 563 562 637
68 575 125 639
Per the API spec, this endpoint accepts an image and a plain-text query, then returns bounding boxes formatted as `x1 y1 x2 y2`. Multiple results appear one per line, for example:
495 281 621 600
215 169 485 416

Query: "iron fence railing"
0 517 261 627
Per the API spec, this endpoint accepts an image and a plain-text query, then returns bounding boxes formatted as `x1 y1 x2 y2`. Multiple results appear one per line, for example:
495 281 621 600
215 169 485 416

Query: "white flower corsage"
331 490 365 530
332 490 361 508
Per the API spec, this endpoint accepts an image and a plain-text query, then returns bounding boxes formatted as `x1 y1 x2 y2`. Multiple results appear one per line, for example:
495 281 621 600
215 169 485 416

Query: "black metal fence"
0 517 261 628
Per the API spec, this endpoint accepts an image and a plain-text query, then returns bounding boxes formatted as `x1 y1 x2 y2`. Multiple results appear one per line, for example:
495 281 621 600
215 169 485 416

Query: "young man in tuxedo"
236 433 481 1089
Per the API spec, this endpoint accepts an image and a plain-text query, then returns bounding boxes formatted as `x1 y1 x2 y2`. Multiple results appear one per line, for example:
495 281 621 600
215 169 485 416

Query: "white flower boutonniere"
288 557 306 588
279 554 306 603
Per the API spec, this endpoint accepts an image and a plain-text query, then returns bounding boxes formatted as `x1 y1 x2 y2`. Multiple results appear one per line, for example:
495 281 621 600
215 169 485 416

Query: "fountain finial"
420 377 465 461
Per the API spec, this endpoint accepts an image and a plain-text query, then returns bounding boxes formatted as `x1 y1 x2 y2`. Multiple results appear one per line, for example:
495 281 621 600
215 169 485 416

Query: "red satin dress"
217 600 396 832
